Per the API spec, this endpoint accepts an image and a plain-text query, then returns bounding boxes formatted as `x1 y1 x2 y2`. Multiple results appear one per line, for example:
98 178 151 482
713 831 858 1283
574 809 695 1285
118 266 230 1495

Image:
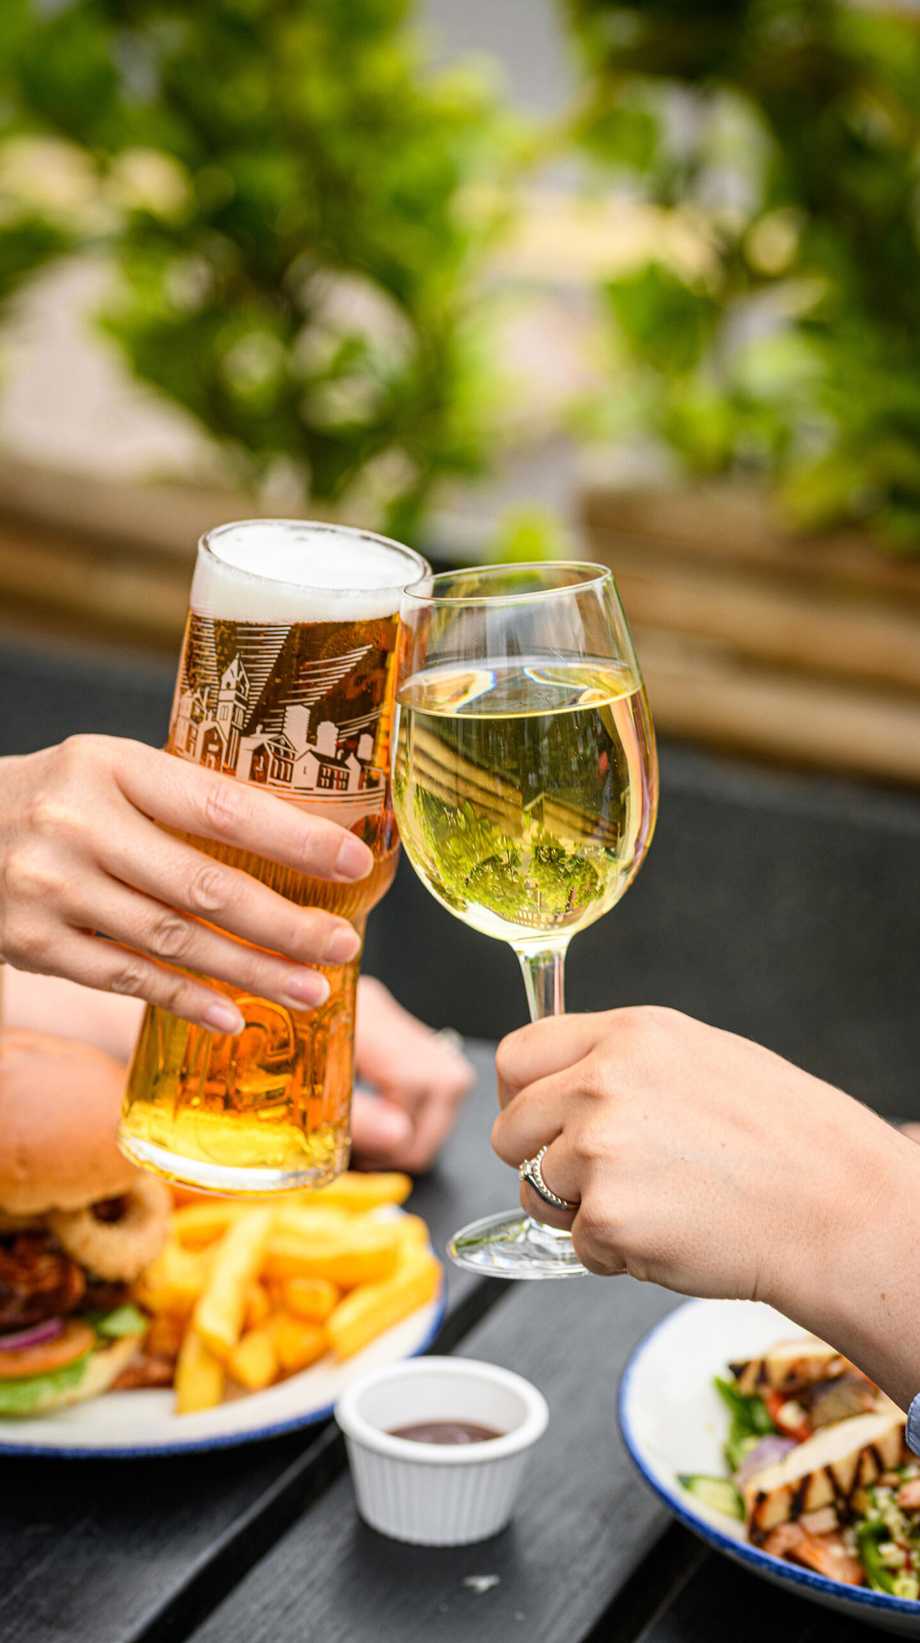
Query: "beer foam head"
192 520 427 622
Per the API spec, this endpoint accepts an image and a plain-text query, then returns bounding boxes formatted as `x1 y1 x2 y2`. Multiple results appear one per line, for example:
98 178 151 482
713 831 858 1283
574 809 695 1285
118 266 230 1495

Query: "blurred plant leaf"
488 506 574 563
0 0 521 538
0 215 73 315
565 0 920 552
604 261 718 375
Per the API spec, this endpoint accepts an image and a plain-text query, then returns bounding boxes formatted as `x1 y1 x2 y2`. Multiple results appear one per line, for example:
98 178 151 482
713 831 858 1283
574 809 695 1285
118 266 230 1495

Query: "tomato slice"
764 1388 811 1442
0 1319 94 1380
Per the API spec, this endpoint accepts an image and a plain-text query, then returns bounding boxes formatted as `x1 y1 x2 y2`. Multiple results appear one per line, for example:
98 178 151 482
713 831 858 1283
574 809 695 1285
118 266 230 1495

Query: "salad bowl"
619 1298 920 1637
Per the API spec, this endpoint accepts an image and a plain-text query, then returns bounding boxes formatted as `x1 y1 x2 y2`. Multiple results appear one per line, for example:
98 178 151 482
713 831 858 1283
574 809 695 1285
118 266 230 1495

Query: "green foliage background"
4 1 920 550
564 0 920 550
0 0 514 539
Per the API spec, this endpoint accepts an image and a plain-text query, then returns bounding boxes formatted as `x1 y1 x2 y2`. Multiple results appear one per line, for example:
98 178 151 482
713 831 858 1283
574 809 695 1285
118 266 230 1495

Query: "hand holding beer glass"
119 521 427 1194
392 563 658 1277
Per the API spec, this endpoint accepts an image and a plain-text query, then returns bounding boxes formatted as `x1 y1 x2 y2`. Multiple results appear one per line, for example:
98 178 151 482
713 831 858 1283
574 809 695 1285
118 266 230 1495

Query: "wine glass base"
447 1210 588 1279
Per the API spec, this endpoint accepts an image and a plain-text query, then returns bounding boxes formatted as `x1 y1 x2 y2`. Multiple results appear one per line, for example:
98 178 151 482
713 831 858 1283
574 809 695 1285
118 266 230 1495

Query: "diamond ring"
519 1145 578 1213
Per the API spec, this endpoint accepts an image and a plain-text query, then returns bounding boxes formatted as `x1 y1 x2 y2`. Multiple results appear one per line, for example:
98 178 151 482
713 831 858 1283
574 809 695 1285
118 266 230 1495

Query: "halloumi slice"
744 1405 907 1538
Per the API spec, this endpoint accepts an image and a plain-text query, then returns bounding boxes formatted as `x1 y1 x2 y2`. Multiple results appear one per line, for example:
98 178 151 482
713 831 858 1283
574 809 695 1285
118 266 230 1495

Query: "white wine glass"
392 562 658 1278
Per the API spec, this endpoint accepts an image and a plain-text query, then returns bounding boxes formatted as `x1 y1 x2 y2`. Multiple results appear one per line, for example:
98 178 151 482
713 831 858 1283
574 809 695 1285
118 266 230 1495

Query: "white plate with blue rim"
619 1298 920 1637
0 1290 445 1460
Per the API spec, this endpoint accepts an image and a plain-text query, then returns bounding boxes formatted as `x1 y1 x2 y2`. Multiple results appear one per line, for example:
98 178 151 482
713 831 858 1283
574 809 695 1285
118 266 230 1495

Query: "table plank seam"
125 1429 343 1643
582 1525 707 1643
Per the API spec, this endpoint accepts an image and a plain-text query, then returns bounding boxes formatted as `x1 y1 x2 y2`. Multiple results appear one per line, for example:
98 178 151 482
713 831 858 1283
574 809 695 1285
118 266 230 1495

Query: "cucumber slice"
724 1431 761 1474
679 1474 744 1520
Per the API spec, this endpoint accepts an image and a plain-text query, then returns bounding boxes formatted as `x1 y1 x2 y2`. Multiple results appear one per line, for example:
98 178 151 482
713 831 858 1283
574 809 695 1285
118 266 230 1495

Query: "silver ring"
519 1145 578 1213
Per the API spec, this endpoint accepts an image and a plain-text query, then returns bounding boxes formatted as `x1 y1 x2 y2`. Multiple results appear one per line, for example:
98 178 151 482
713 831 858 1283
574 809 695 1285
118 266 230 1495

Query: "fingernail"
202 1000 245 1035
284 971 330 1008
325 924 361 964
334 834 373 881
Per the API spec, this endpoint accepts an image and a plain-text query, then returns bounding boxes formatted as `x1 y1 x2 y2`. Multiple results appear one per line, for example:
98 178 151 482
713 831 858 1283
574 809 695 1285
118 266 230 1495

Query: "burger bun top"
0 1029 138 1214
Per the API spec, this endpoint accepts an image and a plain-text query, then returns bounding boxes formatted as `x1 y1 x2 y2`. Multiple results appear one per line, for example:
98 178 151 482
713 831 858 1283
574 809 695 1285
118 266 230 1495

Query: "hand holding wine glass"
392 562 658 1277
493 1004 920 1419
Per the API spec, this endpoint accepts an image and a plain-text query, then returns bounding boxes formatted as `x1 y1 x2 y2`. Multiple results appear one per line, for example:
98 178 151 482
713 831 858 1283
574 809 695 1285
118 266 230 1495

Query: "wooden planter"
0 453 352 652
7 449 920 787
580 482 920 786
0 453 232 650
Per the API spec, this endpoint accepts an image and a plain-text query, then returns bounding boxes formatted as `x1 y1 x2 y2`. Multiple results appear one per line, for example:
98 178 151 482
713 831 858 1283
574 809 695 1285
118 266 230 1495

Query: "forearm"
772 1125 920 1416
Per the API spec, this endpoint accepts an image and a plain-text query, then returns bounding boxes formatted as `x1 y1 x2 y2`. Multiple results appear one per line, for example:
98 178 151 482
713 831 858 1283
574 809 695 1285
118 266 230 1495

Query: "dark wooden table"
0 1046 892 1643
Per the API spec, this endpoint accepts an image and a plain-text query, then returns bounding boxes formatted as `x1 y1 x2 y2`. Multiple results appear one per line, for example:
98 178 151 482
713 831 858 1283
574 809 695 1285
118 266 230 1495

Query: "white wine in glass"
393 563 658 1278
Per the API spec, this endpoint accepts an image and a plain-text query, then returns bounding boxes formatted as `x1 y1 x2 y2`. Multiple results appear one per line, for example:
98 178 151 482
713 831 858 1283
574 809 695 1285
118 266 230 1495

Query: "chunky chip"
133 1176 441 1414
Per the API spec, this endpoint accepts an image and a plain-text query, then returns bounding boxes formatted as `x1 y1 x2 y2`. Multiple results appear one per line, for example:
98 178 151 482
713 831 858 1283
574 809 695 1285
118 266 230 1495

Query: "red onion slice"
735 1434 797 1489
0 1318 64 1352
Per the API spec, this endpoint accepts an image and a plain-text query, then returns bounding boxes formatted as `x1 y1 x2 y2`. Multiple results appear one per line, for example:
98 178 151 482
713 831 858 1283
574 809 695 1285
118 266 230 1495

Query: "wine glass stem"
514 941 574 1260
515 942 568 1023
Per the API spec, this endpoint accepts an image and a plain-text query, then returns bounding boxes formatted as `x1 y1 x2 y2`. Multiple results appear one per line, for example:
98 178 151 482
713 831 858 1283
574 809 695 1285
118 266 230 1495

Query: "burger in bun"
0 1029 171 1417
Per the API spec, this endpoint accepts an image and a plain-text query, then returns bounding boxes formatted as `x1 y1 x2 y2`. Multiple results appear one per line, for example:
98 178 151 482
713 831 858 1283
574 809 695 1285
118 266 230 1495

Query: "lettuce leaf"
0 1353 91 1417
92 1304 147 1340
715 1376 774 1472
714 1377 774 1434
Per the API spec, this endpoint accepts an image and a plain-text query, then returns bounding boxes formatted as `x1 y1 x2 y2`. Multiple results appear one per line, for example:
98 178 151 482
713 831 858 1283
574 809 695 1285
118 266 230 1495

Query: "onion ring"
49 1176 171 1282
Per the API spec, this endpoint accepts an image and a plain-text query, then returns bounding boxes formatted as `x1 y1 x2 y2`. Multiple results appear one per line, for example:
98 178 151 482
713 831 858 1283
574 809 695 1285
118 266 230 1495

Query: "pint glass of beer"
119 520 428 1194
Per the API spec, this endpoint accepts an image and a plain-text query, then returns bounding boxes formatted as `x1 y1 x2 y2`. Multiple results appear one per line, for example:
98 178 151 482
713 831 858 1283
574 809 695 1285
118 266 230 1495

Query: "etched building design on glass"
174 656 250 772
173 647 380 798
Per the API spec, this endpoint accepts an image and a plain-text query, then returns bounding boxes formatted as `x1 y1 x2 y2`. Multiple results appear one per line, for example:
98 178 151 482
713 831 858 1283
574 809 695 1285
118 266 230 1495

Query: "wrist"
769 1119 920 1412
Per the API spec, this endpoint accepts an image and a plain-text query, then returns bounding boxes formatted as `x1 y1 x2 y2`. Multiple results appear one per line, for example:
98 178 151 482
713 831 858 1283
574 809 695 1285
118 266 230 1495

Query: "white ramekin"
335 1356 549 1545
